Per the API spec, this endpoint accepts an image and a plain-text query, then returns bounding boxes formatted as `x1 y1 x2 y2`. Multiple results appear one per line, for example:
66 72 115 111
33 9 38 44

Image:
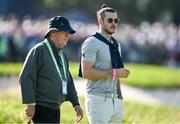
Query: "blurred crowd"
0 15 180 67
118 22 180 67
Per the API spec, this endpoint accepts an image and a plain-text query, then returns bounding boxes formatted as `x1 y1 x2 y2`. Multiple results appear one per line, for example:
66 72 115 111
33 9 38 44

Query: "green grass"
0 94 180 124
0 62 180 88
124 101 180 124
0 62 23 76
0 95 25 123
122 63 180 88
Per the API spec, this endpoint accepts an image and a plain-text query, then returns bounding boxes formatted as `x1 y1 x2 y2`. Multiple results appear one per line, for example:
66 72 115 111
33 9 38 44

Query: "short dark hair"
97 4 116 19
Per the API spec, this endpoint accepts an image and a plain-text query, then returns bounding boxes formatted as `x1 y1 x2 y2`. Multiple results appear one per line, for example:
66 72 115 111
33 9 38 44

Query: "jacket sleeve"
19 47 41 104
64 55 80 107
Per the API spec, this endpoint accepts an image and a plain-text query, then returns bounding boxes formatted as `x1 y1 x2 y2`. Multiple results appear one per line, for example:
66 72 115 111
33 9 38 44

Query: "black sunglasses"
106 18 119 24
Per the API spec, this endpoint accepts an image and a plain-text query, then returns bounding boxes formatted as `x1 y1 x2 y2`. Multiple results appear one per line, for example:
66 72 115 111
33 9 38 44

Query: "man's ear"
97 17 103 25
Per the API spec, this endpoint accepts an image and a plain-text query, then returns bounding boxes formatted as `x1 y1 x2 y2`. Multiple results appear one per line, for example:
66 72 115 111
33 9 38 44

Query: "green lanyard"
58 50 67 80
44 39 67 80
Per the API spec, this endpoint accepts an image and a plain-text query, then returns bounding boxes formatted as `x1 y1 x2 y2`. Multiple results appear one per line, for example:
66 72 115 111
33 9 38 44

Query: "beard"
103 25 115 35
104 28 113 35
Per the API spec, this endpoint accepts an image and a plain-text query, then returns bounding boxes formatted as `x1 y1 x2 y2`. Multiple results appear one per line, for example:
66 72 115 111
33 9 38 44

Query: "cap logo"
60 22 64 26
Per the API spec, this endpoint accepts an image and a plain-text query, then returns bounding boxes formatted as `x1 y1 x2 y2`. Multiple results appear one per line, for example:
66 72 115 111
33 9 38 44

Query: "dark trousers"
32 105 60 123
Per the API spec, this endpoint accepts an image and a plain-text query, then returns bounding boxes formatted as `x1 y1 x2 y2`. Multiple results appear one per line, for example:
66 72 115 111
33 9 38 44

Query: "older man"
19 16 83 123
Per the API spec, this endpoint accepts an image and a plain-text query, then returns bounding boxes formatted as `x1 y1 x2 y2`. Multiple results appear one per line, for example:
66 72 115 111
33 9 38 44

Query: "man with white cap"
19 16 83 123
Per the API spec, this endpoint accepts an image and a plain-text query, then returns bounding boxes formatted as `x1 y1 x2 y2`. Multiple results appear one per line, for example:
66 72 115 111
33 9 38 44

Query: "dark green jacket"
19 38 79 109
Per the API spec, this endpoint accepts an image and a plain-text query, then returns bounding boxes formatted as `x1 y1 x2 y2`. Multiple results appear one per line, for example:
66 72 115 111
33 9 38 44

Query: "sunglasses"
106 18 119 24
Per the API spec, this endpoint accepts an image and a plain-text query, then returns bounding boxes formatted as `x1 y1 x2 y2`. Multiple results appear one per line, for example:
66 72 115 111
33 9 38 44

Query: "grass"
0 62 22 76
0 62 180 88
0 94 180 124
124 101 180 124
122 63 180 88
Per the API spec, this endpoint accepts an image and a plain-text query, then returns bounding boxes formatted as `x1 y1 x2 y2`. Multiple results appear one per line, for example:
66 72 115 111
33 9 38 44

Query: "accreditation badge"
62 80 68 95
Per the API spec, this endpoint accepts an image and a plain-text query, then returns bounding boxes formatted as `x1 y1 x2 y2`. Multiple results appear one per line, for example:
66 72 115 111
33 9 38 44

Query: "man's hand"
74 105 83 123
116 68 130 78
25 105 35 123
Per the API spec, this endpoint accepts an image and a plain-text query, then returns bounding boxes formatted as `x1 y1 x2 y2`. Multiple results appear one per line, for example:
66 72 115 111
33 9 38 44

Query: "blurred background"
0 0 179 66
0 0 180 123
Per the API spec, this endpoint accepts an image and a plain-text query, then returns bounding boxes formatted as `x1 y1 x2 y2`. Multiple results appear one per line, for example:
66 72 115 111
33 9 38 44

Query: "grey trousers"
85 94 123 124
